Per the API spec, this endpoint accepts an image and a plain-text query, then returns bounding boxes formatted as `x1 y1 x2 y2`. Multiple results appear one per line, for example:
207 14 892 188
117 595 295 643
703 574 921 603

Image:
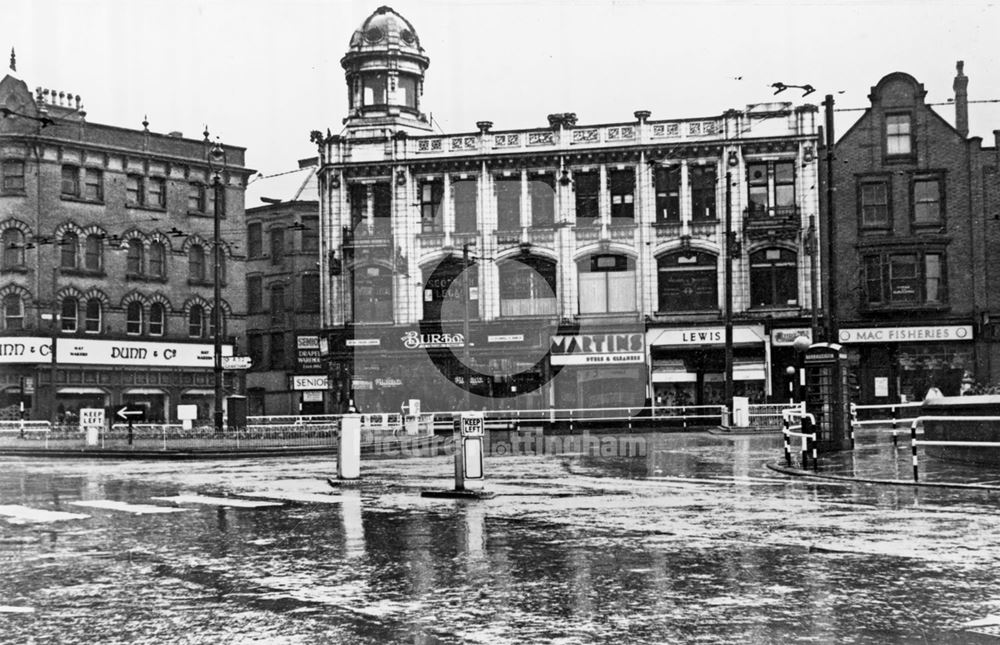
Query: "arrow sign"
116 405 146 422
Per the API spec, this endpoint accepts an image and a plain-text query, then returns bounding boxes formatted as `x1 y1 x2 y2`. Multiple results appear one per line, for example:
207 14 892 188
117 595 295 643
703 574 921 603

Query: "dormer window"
886 114 912 156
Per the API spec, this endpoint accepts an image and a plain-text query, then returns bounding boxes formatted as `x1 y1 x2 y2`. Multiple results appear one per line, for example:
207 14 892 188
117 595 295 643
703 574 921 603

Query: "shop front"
648 325 768 406
549 330 647 409
838 324 975 404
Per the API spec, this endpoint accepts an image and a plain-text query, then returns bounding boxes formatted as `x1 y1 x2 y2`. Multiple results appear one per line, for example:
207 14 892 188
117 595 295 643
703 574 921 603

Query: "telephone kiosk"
802 342 853 452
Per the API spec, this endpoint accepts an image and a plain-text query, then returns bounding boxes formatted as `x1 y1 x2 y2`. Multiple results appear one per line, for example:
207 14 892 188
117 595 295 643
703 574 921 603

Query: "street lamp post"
208 142 227 434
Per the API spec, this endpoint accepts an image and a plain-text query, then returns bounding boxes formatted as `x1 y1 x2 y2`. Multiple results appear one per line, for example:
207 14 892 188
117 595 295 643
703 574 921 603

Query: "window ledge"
60 195 104 205
60 268 105 278
652 221 682 227
126 203 167 213
1 189 26 197
862 303 951 314
127 274 168 283
0 265 30 274
187 278 216 287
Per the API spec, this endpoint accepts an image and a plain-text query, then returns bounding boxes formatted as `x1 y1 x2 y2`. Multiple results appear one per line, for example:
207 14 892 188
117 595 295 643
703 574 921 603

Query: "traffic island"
420 489 496 500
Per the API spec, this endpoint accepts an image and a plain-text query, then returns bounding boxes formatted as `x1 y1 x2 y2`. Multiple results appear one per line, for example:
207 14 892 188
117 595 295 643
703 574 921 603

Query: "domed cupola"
341 6 431 134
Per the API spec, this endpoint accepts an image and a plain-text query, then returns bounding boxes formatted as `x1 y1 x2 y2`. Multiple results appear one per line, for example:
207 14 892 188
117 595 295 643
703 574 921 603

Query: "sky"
3 0 999 176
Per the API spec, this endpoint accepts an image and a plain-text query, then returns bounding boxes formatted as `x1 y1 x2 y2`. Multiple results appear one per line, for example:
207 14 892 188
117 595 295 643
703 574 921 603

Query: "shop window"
420 180 443 233
574 172 599 223
529 173 555 226
61 297 78 332
126 239 144 276
863 251 947 307
453 178 477 233
188 244 205 281
578 254 636 314
657 251 718 312
84 298 102 333
913 175 943 226
126 301 144 335
749 248 798 308
886 113 912 156
353 265 393 323
60 232 78 269
422 257 477 321
608 168 634 222
247 222 262 258
2 229 24 268
148 242 165 278
188 305 205 338
654 166 681 222
690 165 718 220
498 256 557 317
149 303 165 336
496 175 521 231
859 178 890 230
3 293 22 330
2 159 24 193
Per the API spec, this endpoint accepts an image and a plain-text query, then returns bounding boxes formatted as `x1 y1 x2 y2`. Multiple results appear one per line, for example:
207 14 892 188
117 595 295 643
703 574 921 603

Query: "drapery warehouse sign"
838 325 973 343
0 337 232 366
550 333 645 365
58 339 233 367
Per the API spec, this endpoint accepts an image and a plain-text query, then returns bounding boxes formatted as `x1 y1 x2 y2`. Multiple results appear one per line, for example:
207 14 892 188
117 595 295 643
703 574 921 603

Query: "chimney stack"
954 60 969 138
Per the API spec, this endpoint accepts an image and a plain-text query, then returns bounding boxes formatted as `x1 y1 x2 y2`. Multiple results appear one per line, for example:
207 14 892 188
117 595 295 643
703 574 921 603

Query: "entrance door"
858 345 894 403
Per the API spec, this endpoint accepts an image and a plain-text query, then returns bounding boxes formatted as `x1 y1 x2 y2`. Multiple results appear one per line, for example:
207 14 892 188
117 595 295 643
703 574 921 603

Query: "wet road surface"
1 430 1000 644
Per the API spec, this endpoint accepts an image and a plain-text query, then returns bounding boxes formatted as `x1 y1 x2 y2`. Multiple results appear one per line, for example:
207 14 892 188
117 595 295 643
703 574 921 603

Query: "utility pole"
724 171 734 423
462 242 472 412
823 94 839 343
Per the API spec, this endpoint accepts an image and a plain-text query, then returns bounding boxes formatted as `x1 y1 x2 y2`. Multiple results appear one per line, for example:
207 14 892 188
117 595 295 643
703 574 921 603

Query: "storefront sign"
296 335 323 370
375 378 403 387
649 325 765 346
352 379 373 390
346 338 381 347
0 337 52 363
770 328 813 346
488 334 524 343
302 391 324 402
290 375 330 391
874 377 889 397
838 325 973 344
57 339 232 367
401 330 464 349
550 333 645 366
297 336 320 350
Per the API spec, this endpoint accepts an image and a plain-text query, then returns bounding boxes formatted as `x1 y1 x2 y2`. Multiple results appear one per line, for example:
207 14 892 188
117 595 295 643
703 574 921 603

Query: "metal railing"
907 415 1000 482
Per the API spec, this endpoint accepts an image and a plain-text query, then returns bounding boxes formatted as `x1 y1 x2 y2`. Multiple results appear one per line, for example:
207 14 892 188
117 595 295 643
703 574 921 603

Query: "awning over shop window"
57 387 108 395
704 363 767 382
648 325 765 347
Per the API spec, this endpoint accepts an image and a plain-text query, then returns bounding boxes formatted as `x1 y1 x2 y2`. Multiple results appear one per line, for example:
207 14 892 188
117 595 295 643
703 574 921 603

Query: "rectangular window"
148 177 166 208
864 255 883 305
372 183 391 236
247 223 262 258
496 176 521 231
863 251 947 307
270 332 286 370
773 162 795 209
84 168 103 201
247 275 263 313
860 180 890 229
301 216 319 253
61 299 77 332
61 165 80 197
188 183 206 212
84 300 101 333
654 166 681 222
690 165 718 220
301 274 320 312
149 304 164 336
913 176 942 226
420 181 443 233
886 114 912 156
925 253 943 303
349 183 368 232
248 334 264 371
270 285 286 319
362 73 387 106
889 254 919 303
2 159 24 193
126 175 143 206
84 235 102 272
529 174 555 227
747 163 769 214
575 172 600 222
270 228 285 265
608 169 634 221
453 178 478 233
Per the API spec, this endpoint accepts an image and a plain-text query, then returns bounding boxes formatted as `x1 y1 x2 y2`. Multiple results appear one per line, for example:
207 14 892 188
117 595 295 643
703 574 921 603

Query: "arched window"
60 232 78 269
84 298 102 333
126 239 144 275
577 254 636 314
2 229 24 268
188 244 205 282
421 257 475 322
3 294 23 330
60 297 78 332
188 305 204 338
84 234 103 271
498 256 557 317
149 302 166 336
148 241 165 278
750 248 798 308
657 251 718 312
126 301 144 335
354 265 394 322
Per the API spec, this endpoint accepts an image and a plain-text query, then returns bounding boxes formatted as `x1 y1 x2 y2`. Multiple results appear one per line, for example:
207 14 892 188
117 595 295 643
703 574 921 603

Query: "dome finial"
9 47 15 72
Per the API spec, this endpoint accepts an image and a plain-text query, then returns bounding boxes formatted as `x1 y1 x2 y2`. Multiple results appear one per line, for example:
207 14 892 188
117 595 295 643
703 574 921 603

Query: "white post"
456 412 485 491
339 413 362 480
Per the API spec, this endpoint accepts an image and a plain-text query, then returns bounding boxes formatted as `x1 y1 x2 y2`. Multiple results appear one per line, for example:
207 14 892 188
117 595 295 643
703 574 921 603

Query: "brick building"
243 160 322 416
313 6 823 414
830 62 1000 403
0 62 251 423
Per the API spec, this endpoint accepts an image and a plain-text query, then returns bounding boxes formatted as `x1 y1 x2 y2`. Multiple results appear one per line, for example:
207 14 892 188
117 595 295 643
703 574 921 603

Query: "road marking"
0 606 35 614
241 491 343 504
150 495 283 508
0 505 89 523
68 500 189 514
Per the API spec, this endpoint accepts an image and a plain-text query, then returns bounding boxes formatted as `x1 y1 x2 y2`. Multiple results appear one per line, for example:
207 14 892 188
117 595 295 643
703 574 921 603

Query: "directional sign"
460 413 484 437
114 405 146 422
222 355 253 370
79 408 105 429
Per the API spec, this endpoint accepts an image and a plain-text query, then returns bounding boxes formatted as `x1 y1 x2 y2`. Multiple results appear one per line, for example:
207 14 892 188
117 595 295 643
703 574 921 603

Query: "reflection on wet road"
1 431 999 644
